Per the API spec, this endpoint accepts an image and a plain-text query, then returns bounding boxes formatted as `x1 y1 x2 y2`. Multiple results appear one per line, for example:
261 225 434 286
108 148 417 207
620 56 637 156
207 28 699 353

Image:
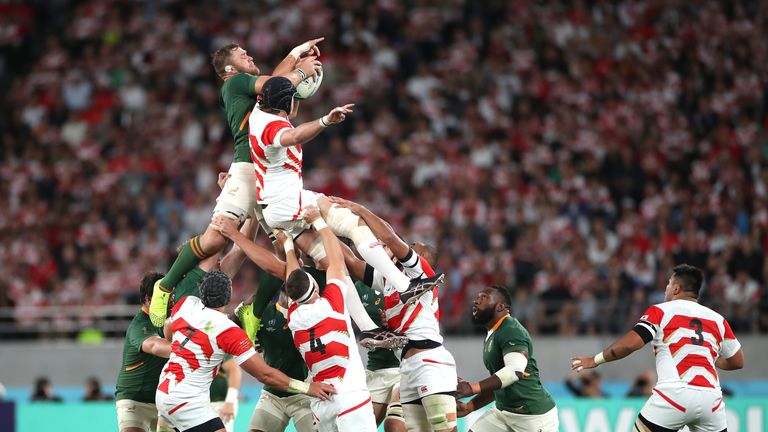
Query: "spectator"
83 376 113 402
30 377 62 402
565 371 608 399
626 370 656 398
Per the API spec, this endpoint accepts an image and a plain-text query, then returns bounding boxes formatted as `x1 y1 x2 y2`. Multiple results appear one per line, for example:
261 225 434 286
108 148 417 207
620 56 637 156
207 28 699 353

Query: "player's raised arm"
254 38 325 92
274 229 300 280
326 196 410 259
276 104 354 148
302 206 345 283
210 216 286 280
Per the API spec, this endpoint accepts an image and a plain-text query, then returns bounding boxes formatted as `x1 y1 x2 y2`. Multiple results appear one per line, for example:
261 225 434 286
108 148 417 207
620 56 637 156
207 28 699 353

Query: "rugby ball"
295 66 323 100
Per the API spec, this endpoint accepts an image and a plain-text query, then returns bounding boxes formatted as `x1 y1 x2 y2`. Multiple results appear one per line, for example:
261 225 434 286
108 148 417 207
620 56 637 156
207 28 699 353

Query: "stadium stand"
1 0 767 339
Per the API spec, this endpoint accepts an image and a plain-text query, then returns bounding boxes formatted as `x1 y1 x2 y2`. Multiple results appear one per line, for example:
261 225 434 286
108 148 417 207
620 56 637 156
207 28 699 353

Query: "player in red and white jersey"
247 76 442 350
279 205 377 432
572 264 744 432
156 271 335 432
327 196 457 432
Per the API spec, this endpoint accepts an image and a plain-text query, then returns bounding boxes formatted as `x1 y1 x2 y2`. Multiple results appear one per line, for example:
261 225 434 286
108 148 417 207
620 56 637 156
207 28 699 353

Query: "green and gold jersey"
115 308 168 403
174 267 207 301
210 357 232 402
355 281 399 371
483 315 556 415
258 302 307 398
220 73 259 163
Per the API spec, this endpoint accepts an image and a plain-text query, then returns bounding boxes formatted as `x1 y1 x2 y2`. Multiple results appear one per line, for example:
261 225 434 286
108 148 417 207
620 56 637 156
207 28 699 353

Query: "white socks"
349 225 411 292
343 276 377 331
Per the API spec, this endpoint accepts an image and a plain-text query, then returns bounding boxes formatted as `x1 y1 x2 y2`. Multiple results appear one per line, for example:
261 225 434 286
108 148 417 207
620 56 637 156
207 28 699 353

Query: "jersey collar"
486 314 510 340
140 306 149 316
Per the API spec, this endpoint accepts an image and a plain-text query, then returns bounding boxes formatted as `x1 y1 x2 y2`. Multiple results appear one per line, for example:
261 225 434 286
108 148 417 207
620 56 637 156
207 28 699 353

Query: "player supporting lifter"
246 76 441 346
148 38 324 327
456 285 558 432
327 196 456 432
571 264 744 432
282 206 378 432
156 271 335 432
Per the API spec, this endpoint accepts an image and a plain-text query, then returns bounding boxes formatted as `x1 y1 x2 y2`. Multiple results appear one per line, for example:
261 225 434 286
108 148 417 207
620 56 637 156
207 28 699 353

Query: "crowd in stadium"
1 0 767 336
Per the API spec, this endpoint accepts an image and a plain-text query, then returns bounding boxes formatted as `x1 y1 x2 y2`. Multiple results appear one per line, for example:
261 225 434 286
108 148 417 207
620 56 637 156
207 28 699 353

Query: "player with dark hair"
457 285 558 431
156 271 335 432
571 264 744 432
116 271 173 432
282 206 377 432
148 38 323 327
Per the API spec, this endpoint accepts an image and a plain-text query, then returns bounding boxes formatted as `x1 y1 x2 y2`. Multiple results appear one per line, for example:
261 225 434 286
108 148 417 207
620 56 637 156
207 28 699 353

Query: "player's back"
382 251 442 343
158 296 254 400
288 279 367 394
248 105 301 203
642 299 740 393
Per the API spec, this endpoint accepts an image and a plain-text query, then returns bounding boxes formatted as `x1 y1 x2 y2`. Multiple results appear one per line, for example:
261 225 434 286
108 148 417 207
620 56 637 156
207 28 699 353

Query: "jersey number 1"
689 319 704 346
309 328 327 354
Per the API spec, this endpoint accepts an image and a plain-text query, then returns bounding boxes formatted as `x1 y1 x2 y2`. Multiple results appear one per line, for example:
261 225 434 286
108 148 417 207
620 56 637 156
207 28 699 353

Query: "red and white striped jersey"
287 278 367 393
377 249 442 343
248 105 301 204
157 296 255 400
635 299 740 392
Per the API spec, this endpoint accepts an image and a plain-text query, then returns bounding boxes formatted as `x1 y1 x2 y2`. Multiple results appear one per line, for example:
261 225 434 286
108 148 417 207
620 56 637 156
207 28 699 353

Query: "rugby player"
571 264 744 432
456 285 558 432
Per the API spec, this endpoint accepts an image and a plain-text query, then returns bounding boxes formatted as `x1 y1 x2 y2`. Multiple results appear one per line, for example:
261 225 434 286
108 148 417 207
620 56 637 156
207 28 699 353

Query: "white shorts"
470 406 559 432
310 389 378 432
640 386 726 432
116 399 158 432
399 346 457 403
156 392 220 432
263 189 322 239
249 390 313 432
365 368 400 405
210 401 235 432
214 162 258 221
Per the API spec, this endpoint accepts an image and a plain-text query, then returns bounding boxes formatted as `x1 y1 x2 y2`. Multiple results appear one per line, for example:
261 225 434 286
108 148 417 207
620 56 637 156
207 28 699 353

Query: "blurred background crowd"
2 0 768 338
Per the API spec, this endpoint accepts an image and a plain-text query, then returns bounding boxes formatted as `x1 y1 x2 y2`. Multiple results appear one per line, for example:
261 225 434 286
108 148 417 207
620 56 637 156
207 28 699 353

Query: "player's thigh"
116 399 157 432
638 391 686 432
422 393 458 432
691 393 727 432
366 368 400 405
336 399 378 432
403 403 431 432
284 393 314 432
469 406 508 432
249 391 290 432
214 162 257 221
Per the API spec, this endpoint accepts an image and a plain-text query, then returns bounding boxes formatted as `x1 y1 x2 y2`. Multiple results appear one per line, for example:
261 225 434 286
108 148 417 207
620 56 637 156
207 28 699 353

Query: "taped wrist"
225 388 239 404
287 378 310 395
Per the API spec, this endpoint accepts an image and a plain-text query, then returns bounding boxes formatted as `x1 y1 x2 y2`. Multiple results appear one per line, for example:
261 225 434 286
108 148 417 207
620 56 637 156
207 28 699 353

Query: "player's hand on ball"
217 172 230 190
296 55 321 78
301 206 322 224
308 382 337 401
456 380 475 398
571 356 597 372
326 104 354 124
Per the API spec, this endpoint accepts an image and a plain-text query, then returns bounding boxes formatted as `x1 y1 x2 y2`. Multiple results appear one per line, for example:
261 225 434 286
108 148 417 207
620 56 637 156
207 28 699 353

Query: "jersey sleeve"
261 120 292 147
322 279 347 314
719 319 741 359
633 305 664 343
496 325 530 356
228 73 258 98
127 320 154 353
216 327 257 365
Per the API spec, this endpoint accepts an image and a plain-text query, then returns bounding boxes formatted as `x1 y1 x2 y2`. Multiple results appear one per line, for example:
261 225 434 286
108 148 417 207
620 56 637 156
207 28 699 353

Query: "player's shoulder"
659 299 725 321
497 316 530 340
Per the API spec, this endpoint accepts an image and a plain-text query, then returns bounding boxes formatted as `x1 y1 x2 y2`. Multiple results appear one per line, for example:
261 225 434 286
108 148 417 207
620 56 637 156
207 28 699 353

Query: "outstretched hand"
326 104 354 124
326 196 363 213
301 206 322 224
209 215 239 239
571 356 597 372
291 37 324 58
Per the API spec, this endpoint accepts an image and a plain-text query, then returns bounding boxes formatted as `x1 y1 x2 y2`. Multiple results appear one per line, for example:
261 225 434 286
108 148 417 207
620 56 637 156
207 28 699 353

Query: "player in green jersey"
249 285 314 432
149 38 324 327
456 285 558 432
115 272 173 432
